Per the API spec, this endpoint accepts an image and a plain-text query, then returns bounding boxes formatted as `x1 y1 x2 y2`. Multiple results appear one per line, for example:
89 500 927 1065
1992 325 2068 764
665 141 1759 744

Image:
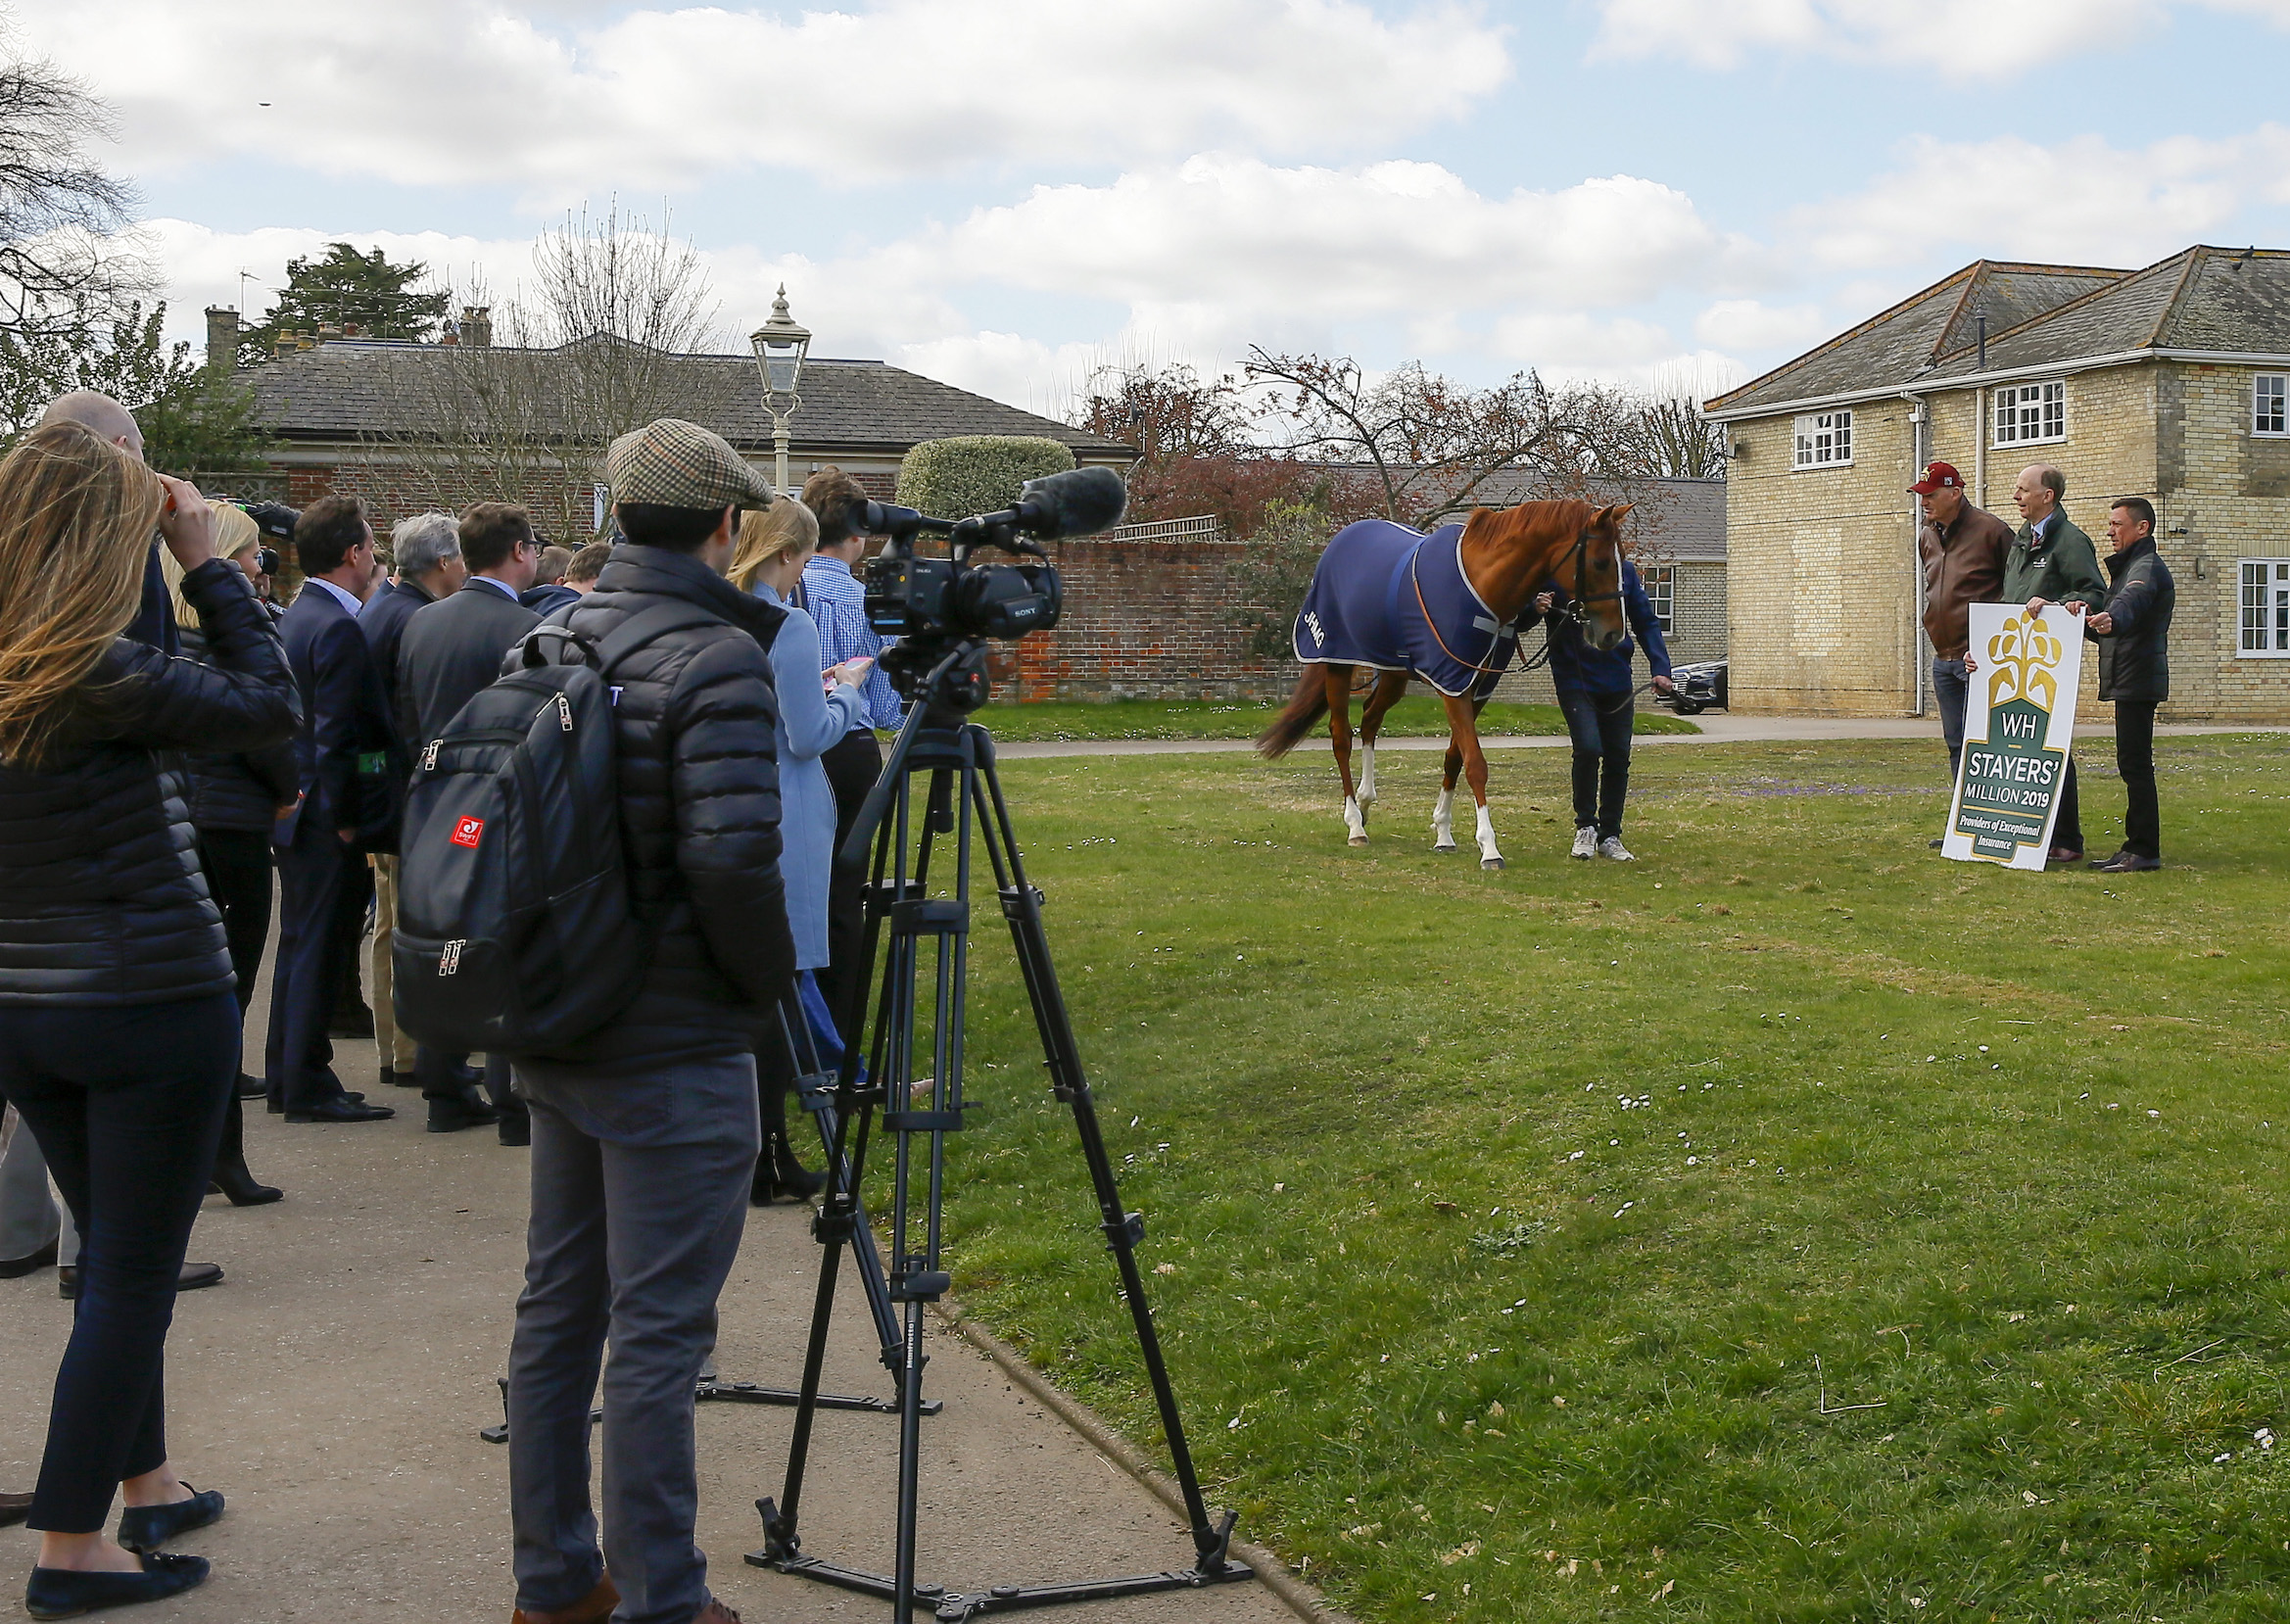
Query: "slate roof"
1706 246 2290 420
246 340 1137 459
1703 261 2126 418
1420 470 1725 560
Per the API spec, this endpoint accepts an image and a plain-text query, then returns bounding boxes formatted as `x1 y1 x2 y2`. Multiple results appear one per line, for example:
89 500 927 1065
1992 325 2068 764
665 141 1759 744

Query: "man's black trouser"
264 821 372 1112
0 993 237 1531
2115 699 2161 858
816 728 883 1029
1556 687 1634 841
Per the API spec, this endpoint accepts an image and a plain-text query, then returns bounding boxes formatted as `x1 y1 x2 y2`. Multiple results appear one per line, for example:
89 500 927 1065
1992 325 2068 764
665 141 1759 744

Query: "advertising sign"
1941 602 2085 870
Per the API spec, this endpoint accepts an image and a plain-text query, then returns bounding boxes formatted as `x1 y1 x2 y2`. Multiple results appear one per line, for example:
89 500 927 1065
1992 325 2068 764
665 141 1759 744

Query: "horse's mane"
1457 498 1601 554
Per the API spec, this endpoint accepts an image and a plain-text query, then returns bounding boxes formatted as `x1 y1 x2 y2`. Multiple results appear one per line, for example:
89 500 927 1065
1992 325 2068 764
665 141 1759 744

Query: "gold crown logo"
1985 611 2064 710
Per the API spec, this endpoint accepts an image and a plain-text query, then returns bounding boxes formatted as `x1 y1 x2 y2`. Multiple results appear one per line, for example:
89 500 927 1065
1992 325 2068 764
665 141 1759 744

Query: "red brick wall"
282 461 1294 703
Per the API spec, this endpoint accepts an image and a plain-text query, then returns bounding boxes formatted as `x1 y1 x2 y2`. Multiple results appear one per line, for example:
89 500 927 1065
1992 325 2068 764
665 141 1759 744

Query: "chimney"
317 320 342 342
204 307 239 371
461 306 492 349
274 333 300 360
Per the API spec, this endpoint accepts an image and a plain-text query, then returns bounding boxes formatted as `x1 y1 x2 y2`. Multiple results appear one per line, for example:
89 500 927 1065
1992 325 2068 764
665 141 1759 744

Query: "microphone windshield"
1015 466 1127 541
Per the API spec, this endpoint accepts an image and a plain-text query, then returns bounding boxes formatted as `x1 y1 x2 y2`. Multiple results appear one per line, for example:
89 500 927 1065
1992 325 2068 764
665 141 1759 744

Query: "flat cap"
607 417 776 512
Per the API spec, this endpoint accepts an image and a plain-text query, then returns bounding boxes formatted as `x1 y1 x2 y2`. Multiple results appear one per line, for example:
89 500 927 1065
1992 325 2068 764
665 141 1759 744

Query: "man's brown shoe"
511 1573 619 1624
0 1489 32 1527
692 1602 741 1623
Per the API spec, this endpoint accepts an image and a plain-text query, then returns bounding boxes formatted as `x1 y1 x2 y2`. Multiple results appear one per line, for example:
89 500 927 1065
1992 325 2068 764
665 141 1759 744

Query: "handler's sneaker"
1570 826 1598 859
1597 836 1635 862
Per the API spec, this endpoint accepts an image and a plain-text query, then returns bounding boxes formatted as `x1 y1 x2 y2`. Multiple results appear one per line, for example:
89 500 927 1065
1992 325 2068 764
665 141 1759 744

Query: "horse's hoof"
1433 841 1457 853
1349 836 1370 847
1480 857 1505 871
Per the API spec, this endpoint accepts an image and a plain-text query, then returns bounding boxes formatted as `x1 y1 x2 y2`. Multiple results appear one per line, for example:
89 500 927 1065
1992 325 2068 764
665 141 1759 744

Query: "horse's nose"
1594 626 1626 652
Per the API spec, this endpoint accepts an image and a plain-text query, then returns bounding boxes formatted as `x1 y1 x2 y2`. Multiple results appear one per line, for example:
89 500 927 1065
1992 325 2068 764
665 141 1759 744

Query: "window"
2241 559 2290 656
2256 374 2289 436
1792 409 1852 469
1993 380 2067 446
1641 564 1675 633
592 483 609 532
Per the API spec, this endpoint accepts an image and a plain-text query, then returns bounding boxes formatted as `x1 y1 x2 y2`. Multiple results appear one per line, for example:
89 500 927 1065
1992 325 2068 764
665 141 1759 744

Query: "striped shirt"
799 554 903 732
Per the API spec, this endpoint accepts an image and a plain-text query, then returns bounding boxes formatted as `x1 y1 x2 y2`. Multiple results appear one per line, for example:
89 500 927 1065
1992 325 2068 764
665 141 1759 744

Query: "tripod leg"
971 738 1237 1573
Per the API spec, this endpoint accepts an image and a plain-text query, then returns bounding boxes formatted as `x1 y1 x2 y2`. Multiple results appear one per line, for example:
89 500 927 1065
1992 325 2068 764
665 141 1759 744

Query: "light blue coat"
753 582 867 970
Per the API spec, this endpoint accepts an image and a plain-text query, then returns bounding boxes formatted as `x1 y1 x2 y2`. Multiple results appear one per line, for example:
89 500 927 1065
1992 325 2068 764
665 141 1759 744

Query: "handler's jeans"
1558 688 1634 841
1932 658 1970 779
507 1052 760 1624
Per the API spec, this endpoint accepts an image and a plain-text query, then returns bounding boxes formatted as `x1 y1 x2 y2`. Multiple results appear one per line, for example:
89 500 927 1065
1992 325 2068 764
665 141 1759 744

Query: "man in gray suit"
398 502 542 1141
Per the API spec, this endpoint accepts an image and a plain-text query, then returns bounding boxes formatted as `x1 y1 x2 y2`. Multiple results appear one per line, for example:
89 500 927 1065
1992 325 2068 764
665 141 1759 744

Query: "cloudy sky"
26 0 2290 414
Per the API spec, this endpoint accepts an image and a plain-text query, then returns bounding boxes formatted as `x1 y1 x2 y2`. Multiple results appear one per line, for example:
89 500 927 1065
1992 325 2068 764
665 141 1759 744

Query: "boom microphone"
1010 465 1128 540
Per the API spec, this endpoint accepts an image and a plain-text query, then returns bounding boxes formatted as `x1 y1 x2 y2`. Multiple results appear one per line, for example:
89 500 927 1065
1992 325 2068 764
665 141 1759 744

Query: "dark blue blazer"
278 581 403 849
1542 559 1674 696
358 578 438 746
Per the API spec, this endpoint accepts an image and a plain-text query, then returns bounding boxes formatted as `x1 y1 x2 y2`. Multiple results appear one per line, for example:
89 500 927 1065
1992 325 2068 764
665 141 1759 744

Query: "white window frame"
1640 563 1675 633
2254 374 2289 438
1992 379 2067 447
592 482 609 533
1791 409 1852 470
2240 558 2290 657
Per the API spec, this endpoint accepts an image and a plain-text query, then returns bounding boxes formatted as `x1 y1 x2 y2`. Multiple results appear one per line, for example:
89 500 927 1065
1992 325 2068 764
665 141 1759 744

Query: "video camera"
856 465 1126 709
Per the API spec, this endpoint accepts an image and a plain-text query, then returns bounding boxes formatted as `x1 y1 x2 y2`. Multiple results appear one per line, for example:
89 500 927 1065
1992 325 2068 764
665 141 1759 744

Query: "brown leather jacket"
1919 504 2014 659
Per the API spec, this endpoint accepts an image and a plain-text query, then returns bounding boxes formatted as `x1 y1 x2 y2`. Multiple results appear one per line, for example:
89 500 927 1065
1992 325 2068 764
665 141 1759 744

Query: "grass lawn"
972 694 1699 742
918 733 2290 1623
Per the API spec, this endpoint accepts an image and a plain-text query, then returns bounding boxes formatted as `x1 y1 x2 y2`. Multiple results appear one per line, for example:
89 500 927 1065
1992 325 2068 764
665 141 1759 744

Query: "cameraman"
796 467 901 1023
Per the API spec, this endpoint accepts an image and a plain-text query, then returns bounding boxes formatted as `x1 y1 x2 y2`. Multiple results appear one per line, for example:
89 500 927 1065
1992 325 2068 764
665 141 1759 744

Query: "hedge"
895 435 1076 523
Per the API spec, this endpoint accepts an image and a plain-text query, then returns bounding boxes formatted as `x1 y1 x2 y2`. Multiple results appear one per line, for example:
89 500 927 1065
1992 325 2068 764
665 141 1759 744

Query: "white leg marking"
1476 802 1504 870
1356 745 1377 808
1432 787 1456 851
1344 795 1368 846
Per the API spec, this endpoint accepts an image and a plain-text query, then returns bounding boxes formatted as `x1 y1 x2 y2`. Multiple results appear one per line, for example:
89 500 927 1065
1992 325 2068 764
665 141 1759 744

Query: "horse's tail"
1256 667 1328 759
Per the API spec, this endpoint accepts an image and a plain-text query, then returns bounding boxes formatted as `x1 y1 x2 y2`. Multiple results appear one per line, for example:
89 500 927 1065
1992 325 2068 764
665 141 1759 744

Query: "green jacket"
2001 511 2107 609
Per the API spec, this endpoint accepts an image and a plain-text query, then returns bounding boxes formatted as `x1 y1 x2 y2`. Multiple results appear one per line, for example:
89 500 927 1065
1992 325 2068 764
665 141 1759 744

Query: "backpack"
391 601 717 1059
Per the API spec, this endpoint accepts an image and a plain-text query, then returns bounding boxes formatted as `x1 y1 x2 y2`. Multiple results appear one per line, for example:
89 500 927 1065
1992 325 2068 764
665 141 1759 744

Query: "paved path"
993 715 2290 759
0 965 1303 1623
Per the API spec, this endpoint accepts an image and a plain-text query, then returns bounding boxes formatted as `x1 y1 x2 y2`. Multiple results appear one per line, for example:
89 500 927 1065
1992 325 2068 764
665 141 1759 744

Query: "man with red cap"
1913 460 2013 812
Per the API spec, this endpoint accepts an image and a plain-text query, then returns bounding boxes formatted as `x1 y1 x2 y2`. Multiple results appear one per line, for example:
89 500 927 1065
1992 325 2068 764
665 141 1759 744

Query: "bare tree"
0 44 153 341
1243 348 1647 526
363 204 732 541
1624 388 1728 480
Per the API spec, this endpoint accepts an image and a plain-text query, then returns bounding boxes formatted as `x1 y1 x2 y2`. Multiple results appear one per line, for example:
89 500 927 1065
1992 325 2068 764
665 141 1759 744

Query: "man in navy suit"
264 495 399 1123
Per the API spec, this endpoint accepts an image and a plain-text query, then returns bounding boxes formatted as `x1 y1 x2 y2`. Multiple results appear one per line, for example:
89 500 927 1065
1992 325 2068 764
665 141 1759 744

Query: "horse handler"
1536 560 1672 861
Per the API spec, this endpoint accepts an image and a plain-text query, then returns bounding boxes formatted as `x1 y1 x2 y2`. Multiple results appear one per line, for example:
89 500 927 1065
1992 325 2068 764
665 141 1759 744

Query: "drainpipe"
1902 391 1929 717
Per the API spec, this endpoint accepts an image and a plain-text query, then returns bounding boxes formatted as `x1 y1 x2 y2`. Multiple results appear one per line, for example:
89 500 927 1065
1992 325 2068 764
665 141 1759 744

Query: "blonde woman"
159 504 300 1205
729 502 869 1201
0 424 296 1618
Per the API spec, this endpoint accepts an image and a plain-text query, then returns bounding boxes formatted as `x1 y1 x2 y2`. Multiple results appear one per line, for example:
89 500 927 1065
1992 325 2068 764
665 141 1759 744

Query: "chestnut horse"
1255 501 1633 868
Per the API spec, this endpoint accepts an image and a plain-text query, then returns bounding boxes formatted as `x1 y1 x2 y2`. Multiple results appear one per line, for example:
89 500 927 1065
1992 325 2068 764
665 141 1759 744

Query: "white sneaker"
1570 826 1598 859
1598 836 1635 862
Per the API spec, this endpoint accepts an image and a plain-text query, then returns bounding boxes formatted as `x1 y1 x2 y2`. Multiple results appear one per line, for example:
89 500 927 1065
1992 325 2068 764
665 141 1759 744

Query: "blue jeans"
1557 688 1634 840
1932 658 1970 779
0 993 237 1531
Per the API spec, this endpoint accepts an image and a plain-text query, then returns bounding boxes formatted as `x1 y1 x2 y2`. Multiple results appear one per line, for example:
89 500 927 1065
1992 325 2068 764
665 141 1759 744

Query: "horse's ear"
1601 502 1635 530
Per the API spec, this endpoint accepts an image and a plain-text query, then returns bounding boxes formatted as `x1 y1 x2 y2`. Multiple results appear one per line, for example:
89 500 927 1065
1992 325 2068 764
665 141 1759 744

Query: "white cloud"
1589 0 2290 75
1694 299 1828 353
27 0 1509 197
1795 127 2290 270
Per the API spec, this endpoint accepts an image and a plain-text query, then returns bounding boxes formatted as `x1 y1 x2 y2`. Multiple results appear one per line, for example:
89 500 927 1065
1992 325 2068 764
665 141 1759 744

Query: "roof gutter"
1703 346 2290 422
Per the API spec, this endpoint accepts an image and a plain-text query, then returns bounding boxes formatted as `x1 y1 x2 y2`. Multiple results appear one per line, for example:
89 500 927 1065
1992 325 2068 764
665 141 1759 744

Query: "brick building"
1704 246 2290 722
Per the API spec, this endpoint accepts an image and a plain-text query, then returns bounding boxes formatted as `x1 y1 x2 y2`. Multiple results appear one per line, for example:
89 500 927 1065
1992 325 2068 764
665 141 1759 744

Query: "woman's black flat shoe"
25 1552 210 1618
117 1485 223 1552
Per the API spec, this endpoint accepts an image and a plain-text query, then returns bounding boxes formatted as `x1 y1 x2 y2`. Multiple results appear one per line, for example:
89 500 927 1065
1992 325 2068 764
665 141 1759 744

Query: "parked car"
1662 658 1728 715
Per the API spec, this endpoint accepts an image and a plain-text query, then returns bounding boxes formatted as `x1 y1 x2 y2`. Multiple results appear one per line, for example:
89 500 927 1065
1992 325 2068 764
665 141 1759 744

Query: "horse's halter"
1550 523 1624 630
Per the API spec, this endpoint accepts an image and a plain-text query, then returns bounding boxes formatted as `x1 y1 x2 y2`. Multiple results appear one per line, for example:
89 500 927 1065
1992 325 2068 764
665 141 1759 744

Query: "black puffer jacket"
0 559 299 1005
522 544 797 1067
2088 537 2174 703
179 611 300 832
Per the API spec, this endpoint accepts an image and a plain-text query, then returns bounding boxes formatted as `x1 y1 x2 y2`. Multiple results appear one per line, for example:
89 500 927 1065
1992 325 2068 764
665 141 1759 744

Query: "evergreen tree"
240 242 450 362
0 298 270 473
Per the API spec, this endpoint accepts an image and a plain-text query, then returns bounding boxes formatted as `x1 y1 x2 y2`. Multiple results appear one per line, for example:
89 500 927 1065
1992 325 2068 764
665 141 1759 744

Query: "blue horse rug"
1292 519 1520 699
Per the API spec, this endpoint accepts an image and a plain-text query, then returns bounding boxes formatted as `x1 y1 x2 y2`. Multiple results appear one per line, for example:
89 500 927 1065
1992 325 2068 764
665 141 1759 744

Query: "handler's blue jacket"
1541 560 1673 696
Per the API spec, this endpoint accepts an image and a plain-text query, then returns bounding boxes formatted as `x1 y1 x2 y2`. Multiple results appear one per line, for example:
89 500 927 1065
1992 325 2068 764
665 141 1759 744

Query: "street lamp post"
749 285 811 499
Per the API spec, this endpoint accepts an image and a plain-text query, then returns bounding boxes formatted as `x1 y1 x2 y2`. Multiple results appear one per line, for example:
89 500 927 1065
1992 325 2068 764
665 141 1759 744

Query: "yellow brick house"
1702 246 2290 721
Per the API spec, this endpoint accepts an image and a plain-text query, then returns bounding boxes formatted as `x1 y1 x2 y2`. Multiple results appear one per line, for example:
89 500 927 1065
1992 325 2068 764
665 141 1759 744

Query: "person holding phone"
0 424 298 1617
727 501 868 1201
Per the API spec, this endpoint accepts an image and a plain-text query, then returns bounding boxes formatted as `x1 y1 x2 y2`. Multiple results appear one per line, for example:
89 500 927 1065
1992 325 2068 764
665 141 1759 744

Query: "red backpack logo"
450 816 486 849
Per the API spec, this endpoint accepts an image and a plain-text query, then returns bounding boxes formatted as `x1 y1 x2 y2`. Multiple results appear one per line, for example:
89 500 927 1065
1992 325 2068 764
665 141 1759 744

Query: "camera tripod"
747 641 1252 1622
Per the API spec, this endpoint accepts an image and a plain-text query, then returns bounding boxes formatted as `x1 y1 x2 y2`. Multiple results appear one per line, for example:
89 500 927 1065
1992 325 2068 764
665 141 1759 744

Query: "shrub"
895 435 1076 521
1226 498 1334 661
